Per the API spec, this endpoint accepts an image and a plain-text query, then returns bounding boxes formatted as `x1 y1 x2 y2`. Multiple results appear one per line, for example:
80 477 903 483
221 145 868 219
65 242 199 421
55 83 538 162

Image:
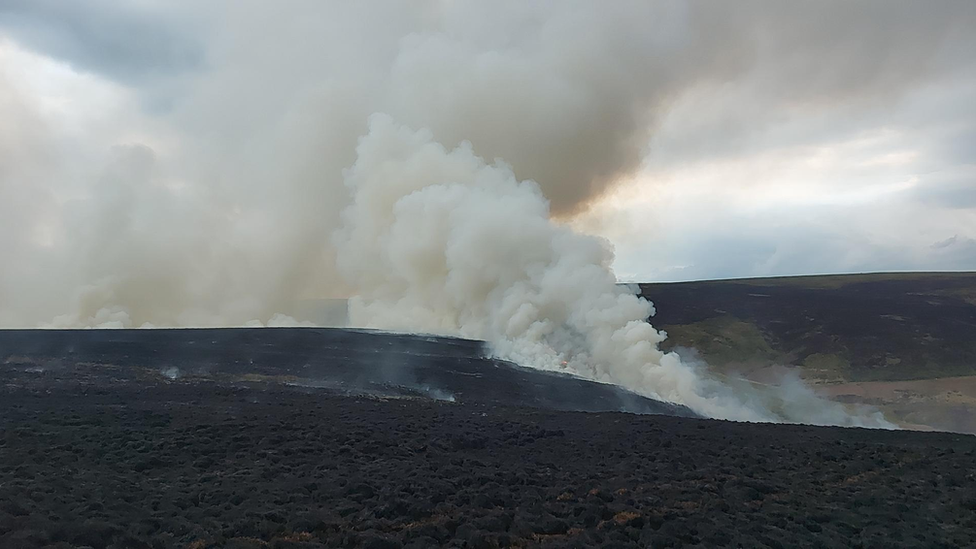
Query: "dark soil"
2 328 975 548
0 328 691 417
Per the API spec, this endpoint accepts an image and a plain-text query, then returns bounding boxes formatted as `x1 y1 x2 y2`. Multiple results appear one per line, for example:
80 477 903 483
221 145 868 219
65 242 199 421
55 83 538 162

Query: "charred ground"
0 328 689 417
1 328 975 548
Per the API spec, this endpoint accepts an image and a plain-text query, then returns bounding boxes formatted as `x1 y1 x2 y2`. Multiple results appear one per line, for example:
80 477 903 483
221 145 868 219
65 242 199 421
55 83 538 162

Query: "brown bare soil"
819 375 976 434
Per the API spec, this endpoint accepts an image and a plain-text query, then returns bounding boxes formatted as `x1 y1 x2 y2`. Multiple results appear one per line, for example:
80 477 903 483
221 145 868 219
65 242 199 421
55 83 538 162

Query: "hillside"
3 341 975 548
0 328 691 417
640 272 976 432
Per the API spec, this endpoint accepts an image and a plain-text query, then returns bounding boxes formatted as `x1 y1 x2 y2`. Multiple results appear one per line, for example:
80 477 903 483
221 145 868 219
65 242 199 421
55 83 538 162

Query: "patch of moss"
238 373 300 384
801 353 851 382
661 316 779 365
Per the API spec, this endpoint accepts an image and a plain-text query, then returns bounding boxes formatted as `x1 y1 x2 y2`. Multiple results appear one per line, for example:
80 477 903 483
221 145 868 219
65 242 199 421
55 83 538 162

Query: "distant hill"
639 272 976 433
641 272 976 382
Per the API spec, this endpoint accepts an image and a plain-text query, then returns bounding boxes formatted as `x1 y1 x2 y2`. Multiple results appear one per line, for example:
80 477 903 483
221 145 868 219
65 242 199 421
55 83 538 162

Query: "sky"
0 1 975 327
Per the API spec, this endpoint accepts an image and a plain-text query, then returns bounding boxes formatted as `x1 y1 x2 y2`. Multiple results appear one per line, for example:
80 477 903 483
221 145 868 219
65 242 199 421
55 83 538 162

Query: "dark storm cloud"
0 0 204 83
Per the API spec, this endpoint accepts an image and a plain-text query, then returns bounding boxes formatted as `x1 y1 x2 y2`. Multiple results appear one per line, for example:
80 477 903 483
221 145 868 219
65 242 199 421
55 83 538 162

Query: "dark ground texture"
0 329 691 417
640 272 976 381
1 360 975 547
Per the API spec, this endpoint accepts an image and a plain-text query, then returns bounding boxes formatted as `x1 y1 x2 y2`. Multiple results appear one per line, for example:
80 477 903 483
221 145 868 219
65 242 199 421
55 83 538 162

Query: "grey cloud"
932 236 959 250
913 175 976 209
929 236 976 270
939 125 976 167
746 1 976 97
625 217 976 283
0 0 204 83
661 236 779 282
647 1 976 168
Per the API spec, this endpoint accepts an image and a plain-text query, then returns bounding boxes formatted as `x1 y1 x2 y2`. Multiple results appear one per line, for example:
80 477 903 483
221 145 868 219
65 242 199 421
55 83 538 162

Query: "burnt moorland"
2 327 975 548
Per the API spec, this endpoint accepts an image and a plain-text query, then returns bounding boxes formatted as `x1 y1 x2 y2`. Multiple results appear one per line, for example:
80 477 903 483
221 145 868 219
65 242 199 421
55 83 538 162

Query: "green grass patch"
801 353 851 382
661 316 779 365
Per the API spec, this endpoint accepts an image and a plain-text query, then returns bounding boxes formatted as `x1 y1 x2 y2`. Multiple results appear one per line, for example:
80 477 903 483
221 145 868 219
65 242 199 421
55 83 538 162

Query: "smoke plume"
332 115 892 426
4 1 964 424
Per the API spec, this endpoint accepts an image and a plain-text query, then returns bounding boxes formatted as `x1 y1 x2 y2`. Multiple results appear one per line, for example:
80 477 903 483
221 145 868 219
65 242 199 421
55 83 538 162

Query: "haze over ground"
1 1 973 425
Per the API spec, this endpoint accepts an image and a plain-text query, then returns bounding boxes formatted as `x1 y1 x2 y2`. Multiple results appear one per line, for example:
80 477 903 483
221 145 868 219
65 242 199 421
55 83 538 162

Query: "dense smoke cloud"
0 1 971 422
333 115 892 425
2 0 973 325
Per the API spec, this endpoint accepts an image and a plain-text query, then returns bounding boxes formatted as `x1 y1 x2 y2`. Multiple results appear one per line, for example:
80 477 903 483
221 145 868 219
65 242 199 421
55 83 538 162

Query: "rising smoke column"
2 2 971 329
4 2 955 425
0 2 705 327
333 114 893 427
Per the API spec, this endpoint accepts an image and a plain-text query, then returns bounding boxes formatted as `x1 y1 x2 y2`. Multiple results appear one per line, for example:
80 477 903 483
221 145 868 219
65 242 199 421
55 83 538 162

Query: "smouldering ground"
2 369 975 549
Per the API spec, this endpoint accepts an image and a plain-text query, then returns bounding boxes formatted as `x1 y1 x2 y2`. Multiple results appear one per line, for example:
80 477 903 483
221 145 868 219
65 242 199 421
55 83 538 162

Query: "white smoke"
3 1 950 425
333 115 894 427
1 2 706 327
5 1 971 329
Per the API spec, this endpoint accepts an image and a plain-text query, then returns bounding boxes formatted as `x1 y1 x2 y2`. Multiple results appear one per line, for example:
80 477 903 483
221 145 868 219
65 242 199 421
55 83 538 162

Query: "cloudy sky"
0 1 974 325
